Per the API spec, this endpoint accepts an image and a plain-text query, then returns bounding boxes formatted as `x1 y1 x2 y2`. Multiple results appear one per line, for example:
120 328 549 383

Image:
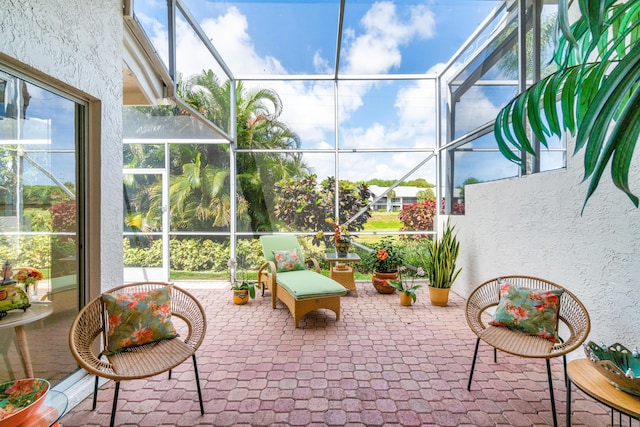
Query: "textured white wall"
451 137 640 354
1 0 124 292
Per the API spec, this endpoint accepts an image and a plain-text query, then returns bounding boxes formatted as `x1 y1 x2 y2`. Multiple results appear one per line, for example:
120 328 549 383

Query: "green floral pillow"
489 283 563 342
102 286 178 355
272 249 306 272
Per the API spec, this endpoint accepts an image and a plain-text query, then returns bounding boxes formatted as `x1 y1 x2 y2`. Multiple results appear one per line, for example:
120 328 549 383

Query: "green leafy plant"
273 174 371 246
365 237 404 273
388 268 424 303
426 219 461 289
398 200 436 238
494 0 640 208
231 279 256 299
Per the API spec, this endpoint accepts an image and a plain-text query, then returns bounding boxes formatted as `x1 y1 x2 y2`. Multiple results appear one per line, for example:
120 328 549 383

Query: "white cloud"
136 2 508 185
342 2 436 74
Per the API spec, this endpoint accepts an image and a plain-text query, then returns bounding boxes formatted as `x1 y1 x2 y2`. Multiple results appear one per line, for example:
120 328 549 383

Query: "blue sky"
134 0 524 186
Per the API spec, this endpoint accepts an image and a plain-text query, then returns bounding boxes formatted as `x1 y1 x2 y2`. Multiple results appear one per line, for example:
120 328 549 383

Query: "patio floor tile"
61 281 613 426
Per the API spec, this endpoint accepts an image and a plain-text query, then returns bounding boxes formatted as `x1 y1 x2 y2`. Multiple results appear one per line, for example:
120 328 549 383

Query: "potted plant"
367 237 404 294
425 219 461 306
388 267 424 306
316 217 352 257
231 279 256 305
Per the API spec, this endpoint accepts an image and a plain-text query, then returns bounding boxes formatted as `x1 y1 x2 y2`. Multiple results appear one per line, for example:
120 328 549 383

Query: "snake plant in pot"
425 219 461 306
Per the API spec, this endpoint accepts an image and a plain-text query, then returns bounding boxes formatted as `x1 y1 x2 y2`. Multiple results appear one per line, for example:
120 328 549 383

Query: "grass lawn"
363 211 402 231
357 211 402 246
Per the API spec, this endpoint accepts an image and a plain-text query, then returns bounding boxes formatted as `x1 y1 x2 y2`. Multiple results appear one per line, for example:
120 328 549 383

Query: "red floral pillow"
272 249 306 272
102 286 178 355
489 283 563 342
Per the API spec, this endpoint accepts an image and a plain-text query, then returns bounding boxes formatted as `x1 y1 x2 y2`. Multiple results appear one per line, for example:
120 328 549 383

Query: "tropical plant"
126 72 309 233
182 72 309 231
388 267 424 303
426 219 461 289
365 237 404 273
231 279 256 299
494 0 640 208
398 200 436 238
273 175 371 246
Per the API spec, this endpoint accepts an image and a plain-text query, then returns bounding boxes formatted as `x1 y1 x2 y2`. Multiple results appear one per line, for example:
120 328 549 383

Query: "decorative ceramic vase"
233 289 250 305
335 241 350 257
372 271 398 294
399 292 412 306
428 286 450 306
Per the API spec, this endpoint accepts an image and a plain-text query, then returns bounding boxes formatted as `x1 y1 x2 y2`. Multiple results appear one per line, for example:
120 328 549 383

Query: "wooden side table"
0 302 53 378
324 252 360 296
567 358 640 426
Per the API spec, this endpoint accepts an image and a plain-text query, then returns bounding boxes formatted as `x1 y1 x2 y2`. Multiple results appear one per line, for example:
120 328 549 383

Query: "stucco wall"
1 0 124 292
450 138 640 355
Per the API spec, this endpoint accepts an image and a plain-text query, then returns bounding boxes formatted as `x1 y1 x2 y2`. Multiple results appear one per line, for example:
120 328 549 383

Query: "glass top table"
17 389 68 427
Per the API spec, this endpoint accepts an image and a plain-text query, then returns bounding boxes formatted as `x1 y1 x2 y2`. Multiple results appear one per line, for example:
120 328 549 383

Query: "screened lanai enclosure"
2 0 567 286
119 0 564 281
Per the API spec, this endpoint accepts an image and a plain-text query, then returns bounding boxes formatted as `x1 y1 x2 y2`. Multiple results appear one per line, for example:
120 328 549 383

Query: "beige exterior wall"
451 136 640 356
0 0 124 295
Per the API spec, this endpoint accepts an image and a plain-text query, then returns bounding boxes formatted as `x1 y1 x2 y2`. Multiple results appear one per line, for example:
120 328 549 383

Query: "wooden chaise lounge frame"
465 275 590 427
68 282 206 427
258 235 346 327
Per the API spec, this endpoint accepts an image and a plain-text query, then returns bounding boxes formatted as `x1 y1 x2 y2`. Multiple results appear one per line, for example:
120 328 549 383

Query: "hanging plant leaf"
494 0 640 208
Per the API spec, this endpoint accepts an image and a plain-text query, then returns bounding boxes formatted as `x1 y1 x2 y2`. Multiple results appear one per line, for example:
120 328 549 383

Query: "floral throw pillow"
102 286 178 355
489 283 563 342
272 249 306 272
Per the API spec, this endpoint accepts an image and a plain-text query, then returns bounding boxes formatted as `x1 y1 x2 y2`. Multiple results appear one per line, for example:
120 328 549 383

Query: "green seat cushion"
276 270 346 300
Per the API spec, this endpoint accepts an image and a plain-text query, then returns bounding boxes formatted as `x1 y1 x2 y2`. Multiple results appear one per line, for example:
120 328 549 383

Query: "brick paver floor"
60 281 614 426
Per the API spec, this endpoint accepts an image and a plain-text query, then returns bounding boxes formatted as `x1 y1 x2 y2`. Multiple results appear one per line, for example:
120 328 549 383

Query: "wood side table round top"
0 302 53 378
566 358 640 426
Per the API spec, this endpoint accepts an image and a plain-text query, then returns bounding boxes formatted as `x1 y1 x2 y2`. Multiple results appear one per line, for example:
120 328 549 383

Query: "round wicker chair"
68 282 207 427
465 275 590 427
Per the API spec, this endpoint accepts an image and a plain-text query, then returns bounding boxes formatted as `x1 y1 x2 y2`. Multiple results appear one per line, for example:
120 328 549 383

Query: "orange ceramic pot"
372 271 398 294
233 289 250 305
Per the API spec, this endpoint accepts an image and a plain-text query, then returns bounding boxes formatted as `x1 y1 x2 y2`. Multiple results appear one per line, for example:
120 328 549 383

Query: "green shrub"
169 238 229 272
236 239 263 270
123 238 162 267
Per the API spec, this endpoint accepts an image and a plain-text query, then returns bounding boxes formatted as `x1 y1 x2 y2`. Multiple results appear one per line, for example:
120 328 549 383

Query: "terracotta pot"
372 271 398 294
428 286 450 306
233 289 250 305
399 292 412 306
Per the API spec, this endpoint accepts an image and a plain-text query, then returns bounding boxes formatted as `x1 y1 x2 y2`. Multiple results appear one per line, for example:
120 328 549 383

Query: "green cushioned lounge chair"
258 235 346 327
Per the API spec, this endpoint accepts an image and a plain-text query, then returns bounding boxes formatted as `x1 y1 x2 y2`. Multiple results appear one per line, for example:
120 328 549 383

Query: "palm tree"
126 71 308 232
494 0 640 209
169 152 231 229
179 71 309 231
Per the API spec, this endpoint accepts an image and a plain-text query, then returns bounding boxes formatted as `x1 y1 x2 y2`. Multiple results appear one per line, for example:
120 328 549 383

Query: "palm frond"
494 0 640 207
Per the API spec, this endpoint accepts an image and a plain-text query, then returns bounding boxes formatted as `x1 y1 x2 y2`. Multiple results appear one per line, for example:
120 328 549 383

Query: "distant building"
369 185 423 212
369 185 462 212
